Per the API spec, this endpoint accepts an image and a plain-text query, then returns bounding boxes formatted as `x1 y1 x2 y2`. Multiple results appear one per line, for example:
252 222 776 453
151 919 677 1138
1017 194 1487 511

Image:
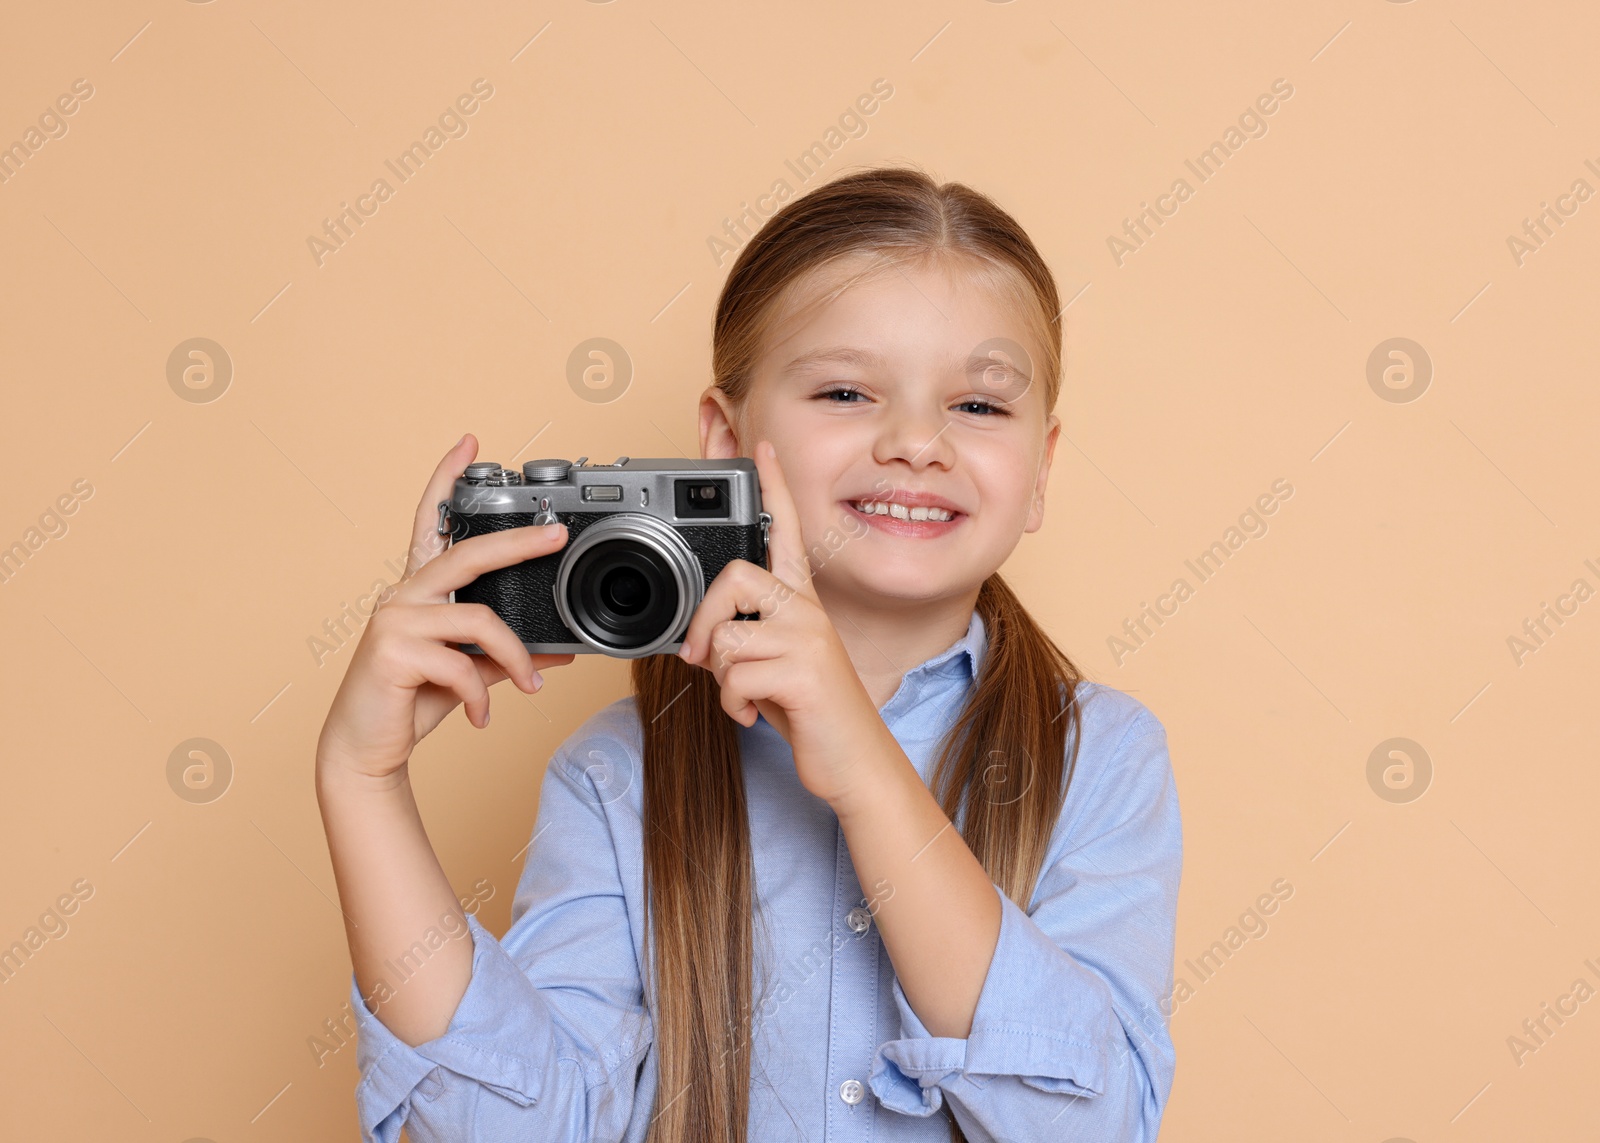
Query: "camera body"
440 456 769 658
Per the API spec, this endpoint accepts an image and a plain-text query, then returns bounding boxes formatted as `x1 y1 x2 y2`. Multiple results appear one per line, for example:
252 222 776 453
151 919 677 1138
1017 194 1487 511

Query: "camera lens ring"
553 514 703 658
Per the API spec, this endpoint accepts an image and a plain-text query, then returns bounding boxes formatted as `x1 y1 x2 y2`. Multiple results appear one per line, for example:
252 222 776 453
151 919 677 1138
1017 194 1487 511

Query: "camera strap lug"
436 500 454 539
759 510 772 558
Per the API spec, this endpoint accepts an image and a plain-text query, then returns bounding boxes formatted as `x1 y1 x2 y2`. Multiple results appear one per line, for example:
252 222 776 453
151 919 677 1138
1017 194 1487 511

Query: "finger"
705 617 781 670
471 654 512 691
679 559 790 664
753 440 816 600
467 652 574 688
407 433 479 576
468 653 573 686
400 522 568 601
717 659 790 727
388 602 543 692
404 640 493 728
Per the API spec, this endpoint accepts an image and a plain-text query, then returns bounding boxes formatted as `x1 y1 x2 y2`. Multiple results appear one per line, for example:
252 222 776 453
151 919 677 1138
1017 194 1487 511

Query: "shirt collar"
899 608 987 686
945 608 988 677
871 608 987 727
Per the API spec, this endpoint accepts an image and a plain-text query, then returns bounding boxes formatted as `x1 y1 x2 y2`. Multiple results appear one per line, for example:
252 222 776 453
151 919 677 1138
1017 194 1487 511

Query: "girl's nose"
871 399 954 470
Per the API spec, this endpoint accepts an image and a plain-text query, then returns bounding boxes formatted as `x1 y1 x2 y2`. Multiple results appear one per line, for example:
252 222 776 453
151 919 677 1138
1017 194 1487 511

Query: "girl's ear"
699 385 742 459
1024 414 1061 534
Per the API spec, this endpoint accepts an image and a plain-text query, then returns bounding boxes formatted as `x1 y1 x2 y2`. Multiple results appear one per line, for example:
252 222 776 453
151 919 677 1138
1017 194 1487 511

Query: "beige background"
2 1 1596 1139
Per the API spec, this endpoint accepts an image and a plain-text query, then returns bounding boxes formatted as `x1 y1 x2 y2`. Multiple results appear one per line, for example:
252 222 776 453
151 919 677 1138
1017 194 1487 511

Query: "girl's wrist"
824 721 919 825
315 753 414 803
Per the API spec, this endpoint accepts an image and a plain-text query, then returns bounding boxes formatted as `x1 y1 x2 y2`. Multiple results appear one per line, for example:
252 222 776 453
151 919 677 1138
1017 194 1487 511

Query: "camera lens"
554 515 703 657
601 565 649 615
568 541 678 649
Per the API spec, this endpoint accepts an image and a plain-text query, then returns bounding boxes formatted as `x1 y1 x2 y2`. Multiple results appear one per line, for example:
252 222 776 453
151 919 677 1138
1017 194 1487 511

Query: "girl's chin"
814 562 980 605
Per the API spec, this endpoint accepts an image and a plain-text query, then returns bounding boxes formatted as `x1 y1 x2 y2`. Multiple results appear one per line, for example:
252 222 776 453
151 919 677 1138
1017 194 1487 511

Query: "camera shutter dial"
522 459 571 483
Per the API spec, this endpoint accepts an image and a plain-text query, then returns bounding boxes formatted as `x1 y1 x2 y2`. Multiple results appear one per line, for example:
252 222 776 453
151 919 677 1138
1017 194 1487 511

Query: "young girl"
317 165 1182 1143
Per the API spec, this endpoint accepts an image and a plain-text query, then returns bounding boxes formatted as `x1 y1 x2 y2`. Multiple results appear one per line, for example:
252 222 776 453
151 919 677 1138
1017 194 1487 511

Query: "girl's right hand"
315 434 575 783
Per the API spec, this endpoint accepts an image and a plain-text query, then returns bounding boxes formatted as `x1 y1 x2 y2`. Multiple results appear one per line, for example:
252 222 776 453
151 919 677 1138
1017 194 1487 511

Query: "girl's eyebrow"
967 354 1028 383
781 346 886 374
781 345 1032 388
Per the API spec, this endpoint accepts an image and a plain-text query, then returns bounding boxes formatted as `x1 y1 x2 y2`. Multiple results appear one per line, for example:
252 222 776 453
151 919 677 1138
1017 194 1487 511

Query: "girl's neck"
818 586 983 710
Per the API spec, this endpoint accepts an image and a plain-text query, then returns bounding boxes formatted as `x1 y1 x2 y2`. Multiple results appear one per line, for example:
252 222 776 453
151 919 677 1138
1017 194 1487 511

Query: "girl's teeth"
852 500 954 522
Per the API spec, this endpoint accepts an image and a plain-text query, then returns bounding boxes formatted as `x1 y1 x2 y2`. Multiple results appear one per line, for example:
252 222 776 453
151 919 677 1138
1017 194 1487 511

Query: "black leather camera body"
439 456 769 658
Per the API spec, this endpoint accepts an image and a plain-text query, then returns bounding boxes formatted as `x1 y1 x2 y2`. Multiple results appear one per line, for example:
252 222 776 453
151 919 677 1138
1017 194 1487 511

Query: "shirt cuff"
868 884 1117 1117
351 911 554 1142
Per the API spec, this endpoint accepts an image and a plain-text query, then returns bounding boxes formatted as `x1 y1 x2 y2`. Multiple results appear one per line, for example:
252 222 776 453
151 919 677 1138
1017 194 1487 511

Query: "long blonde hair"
632 165 1086 1143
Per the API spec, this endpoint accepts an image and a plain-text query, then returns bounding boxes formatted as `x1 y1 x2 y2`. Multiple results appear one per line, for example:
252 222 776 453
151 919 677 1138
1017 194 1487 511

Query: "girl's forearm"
829 726 1003 1039
315 762 474 1047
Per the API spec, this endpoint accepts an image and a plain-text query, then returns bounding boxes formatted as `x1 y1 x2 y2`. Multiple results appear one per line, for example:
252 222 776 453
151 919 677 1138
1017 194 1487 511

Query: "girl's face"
701 253 1061 608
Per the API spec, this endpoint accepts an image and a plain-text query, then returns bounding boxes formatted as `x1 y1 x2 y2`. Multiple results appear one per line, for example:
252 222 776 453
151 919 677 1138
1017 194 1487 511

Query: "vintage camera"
438 456 770 658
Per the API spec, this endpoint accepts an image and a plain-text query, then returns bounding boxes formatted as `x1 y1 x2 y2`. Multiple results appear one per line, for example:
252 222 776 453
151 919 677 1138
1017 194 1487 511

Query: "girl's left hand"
678 440 892 808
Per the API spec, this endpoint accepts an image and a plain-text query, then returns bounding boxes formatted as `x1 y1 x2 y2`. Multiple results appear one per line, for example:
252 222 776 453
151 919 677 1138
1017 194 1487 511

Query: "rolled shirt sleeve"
869 707 1182 1142
349 723 656 1143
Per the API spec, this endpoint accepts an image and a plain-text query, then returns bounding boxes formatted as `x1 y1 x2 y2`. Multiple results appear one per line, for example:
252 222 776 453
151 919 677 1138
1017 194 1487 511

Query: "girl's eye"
953 398 1012 417
812 386 1013 416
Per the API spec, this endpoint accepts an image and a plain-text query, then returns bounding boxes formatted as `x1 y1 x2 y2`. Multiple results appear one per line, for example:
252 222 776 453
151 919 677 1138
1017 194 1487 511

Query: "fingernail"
543 523 564 539
530 671 544 691
482 708 491 726
456 434 467 446
678 642 692 660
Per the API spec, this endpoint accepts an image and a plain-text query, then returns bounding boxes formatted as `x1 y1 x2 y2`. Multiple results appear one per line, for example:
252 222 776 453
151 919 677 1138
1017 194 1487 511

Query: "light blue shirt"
349 609 1183 1142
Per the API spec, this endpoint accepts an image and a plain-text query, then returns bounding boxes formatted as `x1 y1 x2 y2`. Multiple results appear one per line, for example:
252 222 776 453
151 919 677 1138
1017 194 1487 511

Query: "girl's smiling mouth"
842 492 965 535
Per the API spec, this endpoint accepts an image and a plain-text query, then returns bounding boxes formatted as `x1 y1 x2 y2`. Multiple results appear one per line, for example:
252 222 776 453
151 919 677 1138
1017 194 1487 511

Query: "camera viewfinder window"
674 478 729 519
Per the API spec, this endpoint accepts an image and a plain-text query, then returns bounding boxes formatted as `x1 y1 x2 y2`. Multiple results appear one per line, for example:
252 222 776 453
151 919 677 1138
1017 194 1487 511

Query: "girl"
317 165 1182 1143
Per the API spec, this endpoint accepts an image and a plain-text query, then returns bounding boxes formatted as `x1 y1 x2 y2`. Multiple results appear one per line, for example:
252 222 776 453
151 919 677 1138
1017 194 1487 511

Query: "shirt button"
846 906 873 934
839 1078 865 1105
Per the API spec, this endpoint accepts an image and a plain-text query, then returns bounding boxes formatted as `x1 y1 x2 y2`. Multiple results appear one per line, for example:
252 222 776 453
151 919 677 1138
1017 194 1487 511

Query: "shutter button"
839 1078 865 1105
846 906 873 934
